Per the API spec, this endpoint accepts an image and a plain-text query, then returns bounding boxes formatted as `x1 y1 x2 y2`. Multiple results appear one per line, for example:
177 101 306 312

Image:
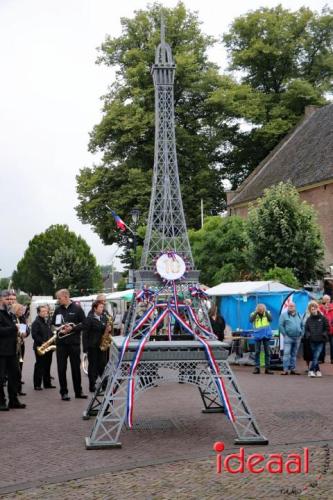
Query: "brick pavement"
0 336 333 498
1 442 333 499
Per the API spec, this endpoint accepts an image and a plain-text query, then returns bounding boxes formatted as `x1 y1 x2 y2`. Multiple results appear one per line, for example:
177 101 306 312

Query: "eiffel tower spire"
140 18 195 273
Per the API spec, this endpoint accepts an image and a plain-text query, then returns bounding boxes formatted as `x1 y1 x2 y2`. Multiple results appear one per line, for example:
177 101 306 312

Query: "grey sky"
0 0 327 277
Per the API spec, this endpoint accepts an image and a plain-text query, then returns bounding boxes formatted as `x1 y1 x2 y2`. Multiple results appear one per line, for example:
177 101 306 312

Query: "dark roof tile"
229 103 333 206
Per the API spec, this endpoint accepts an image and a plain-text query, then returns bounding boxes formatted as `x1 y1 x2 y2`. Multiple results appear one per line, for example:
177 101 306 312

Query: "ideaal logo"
214 442 309 474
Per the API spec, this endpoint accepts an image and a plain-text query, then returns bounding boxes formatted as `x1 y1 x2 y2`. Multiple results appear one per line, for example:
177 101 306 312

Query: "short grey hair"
56 289 70 298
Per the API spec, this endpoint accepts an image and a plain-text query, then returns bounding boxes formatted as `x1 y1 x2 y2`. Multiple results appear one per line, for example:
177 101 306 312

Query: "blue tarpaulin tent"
206 281 311 331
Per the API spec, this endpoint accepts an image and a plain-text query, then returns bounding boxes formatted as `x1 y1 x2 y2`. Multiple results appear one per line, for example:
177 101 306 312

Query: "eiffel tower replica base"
84 337 268 449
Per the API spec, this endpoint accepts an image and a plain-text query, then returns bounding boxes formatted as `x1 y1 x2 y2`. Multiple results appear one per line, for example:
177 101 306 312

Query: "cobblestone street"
1 336 333 499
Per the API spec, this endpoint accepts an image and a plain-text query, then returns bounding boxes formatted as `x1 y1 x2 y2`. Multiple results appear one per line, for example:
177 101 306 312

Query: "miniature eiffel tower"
84 19 268 449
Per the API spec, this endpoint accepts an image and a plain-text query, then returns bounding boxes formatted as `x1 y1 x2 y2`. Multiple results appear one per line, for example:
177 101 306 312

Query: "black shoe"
290 370 300 375
61 394 71 401
253 368 260 374
0 402 9 411
21 381 25 384
34 387 43 391
265 369 274 375
44 385 56 389
75 393 88 399
8 400 26 409
89 386 96 393
18 391 26 396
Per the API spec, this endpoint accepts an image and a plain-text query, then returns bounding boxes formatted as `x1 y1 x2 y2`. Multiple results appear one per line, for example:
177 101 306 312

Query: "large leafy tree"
247 183 324 284
189 216 250 286
12 225 103 295
212 5 333 186
76 2 232 248
76 3 332 265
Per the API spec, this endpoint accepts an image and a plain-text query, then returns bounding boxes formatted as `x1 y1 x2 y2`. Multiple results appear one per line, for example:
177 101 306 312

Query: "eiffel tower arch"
84 19 268 449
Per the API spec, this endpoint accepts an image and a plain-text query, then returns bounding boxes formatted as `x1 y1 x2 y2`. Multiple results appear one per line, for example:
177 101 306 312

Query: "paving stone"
0 336 332 498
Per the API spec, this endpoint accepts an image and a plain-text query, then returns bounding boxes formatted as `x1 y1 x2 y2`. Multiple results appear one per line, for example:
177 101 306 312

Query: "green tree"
0 277 10 290
116 275 128 292
212 5 332 186
12 225 103 295
189 216 249 286
76 2 230 251
247 183 324 284
262 266 300 289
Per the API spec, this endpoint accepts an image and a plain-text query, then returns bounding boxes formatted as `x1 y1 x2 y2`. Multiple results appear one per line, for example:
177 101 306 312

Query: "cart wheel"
82 353 88 375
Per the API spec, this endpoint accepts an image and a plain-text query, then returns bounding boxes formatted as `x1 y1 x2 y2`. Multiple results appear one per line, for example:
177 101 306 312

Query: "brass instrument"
56 322 76 337
15 319 24 363
37 323 77 356
37 334 57 356
100 316 113 352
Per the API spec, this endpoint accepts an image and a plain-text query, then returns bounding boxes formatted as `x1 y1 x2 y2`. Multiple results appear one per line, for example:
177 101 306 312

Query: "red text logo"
214 442 309 474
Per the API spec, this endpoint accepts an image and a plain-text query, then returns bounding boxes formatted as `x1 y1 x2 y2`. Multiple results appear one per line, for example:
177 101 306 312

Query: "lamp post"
130 208 140 285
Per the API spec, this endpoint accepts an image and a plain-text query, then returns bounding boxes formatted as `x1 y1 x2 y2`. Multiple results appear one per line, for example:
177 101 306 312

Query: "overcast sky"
0 0 328 277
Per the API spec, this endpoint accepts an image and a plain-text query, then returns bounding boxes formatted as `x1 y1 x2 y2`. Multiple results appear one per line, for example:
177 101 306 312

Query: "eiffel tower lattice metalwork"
84 20 268 450
140 20 194 274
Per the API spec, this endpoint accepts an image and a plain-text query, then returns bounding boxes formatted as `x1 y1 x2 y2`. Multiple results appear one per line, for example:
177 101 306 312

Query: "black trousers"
56 343 82 396
33 350 53 388
0 355 19 403
87 347 107 391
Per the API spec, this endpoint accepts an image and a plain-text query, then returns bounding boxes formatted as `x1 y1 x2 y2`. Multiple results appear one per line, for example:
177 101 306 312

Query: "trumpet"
56 322 77 337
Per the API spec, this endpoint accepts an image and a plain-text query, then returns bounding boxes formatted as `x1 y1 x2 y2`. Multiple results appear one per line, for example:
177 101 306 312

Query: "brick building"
227 103 333 271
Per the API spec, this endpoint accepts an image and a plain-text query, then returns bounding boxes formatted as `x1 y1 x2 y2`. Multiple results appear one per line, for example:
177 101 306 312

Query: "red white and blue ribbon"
187 306 217 340
169 308 235 422
189 285 209 300
131 304 156 336
136 288 156 303
172 281 179 313
126 309 168 427
167 314 172 340
116 305 156 369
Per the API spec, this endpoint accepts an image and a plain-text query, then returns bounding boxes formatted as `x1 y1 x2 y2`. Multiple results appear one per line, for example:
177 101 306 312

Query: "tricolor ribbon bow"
166 251 177 260
136 287 156 303
189 285 209 300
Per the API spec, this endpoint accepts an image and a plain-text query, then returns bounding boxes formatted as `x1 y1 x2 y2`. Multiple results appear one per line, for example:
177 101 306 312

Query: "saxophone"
100 315 113 352
37 322 78 356
37 334 57 356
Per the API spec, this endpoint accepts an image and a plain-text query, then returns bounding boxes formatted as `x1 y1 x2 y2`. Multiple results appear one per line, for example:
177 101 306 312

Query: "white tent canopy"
206 281 295 297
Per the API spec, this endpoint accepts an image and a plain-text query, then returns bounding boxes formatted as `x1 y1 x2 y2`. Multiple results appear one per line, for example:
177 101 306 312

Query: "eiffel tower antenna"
160 12 165 47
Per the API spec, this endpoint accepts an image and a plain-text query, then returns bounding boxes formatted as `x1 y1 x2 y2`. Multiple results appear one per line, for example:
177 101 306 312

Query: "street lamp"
130 208 140 284
130 208 140 226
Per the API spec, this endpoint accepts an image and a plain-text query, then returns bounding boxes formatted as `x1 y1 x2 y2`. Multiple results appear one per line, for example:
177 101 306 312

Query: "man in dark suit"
52 289 87 401
0 290 26 410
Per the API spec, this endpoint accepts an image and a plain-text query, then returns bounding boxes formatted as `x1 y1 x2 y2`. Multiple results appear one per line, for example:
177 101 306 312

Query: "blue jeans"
309 342 325 372
255 338 270 368
282 336 301 372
